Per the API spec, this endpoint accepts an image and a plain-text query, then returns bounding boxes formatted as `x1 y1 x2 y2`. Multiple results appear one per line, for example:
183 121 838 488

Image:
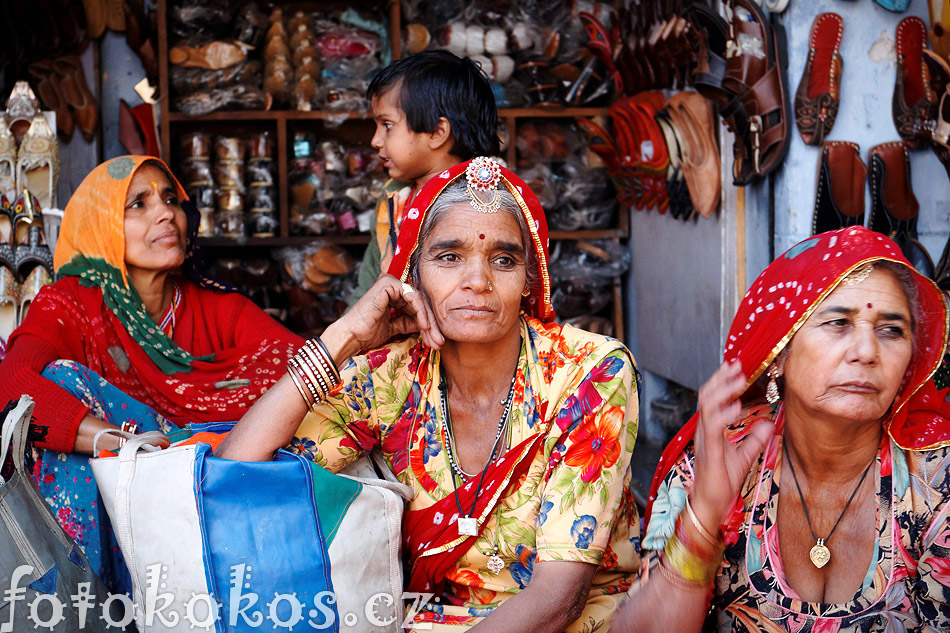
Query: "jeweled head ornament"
465 156 503 213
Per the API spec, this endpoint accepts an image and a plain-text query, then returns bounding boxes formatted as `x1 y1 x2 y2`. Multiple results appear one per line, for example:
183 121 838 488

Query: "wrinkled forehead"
424 200 526 248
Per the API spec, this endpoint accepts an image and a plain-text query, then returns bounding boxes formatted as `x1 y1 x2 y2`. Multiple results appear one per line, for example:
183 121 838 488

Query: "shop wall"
774 2 949 255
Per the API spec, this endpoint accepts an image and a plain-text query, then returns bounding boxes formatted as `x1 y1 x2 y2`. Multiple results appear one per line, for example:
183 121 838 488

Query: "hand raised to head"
690 361 776 531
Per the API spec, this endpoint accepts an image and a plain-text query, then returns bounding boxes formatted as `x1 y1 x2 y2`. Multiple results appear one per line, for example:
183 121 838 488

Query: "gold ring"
401 282 415 296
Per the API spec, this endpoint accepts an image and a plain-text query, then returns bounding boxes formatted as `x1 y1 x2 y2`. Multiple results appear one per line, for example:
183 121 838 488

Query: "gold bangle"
287 364 315 408
657 554 710 592
664 529 721 585
685 496 720 547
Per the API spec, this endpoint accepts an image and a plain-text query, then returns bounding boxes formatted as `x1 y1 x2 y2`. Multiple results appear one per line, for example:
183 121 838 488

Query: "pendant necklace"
783 440 875 569
440 364 516 542
480 505 506 575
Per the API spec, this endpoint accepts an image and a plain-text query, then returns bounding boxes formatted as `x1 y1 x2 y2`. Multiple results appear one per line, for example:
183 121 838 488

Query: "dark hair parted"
367 50 501 160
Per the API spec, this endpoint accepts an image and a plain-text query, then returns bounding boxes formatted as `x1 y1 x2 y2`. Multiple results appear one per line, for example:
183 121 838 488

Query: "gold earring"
522 287 530 297
766 365 781 405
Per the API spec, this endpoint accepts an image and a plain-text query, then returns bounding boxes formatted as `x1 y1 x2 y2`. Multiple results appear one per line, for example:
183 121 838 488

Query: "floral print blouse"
290 316 641 632
638 404 950 633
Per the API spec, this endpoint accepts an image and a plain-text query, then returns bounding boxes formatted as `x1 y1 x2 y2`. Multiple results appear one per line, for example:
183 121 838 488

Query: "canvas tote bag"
89 425 412 633
0 395 113 632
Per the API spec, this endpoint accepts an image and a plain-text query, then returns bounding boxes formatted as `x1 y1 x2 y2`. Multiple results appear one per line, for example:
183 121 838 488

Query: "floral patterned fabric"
639 403 950 633
291 316 641 631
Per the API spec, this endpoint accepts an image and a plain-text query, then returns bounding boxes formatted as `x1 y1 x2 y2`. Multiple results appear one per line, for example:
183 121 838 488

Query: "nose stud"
487 280 493 292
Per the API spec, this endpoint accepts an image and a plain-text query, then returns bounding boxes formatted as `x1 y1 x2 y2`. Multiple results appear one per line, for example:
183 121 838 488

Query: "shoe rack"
155 0 629 339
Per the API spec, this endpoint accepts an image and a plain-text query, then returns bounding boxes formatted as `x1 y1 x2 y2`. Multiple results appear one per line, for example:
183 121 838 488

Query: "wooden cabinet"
155 0 628 338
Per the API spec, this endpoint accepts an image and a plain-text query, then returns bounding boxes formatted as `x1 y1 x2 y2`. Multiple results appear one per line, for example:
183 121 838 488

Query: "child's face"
370 86 435 182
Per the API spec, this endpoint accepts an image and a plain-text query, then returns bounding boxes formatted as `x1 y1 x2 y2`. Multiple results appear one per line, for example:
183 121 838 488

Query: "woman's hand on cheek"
338 275 444 355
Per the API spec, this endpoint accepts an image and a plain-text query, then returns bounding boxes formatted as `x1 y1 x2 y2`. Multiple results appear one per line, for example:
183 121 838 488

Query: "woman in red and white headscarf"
220 157 641 632
614 226 950 632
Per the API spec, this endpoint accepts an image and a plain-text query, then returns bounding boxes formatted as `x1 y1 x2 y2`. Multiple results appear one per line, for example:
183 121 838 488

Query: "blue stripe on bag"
194 444 339 632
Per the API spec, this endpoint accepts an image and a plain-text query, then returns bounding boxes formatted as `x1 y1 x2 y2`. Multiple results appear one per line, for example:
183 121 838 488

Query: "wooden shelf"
165 107 607 123
157 0 627 337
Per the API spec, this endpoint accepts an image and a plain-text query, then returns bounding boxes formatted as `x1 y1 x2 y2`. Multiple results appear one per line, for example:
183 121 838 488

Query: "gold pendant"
486 553 505 575
809 539 831 568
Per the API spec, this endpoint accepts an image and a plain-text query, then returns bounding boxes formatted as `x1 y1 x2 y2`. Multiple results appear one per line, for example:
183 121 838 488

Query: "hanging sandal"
0 196 14 271
794 13 844 146
54 55 99 143
656 109 695 221
4 81 41 145
811 141 866 235
893 17 937 149
12 190 54 283
722 0 792 185
0 125 15 200
668 90 721 218
28 59 75 143
867 142 934 277
15 115 59 210
0 263 16 343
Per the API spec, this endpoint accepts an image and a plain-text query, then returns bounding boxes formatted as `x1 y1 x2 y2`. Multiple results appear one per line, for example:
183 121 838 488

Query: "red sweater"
0 278 302 452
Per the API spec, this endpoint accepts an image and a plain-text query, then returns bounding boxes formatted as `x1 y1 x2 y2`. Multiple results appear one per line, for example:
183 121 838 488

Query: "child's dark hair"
367 50 500 160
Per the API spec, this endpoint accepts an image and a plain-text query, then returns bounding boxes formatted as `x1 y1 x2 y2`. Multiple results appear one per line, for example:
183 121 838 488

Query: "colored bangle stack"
287 337 342 410
660 497 725 590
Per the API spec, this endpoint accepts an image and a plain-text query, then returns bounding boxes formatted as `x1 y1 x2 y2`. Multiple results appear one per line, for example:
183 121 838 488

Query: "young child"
348 50 501 305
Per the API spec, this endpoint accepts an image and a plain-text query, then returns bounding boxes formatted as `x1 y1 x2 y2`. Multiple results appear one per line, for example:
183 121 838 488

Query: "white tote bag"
90 428 412 633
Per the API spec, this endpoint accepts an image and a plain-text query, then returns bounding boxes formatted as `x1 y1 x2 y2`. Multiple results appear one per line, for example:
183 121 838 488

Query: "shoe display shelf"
155 0 629 339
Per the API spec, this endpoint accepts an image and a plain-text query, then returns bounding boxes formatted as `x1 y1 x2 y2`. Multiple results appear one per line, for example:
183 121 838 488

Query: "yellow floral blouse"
289 316 641 631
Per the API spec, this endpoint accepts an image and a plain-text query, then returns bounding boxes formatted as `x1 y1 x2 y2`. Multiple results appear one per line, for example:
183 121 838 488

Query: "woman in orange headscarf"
0 156 301 590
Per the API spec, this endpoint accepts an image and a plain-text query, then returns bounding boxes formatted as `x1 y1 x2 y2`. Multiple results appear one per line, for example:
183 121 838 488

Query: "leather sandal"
867 142 934 277
54 56 99 144
0 126 15 201
893 17 937 149
11 191 54 283
656 109 695 221
16 262 51 325
0 263 16 344
811 141 866 235
574 116 633 209
0 196 14 271
15 116 59 210
794 13 844 147
722 0 791 185
687 3 731 106
4 81 41 145
668 91 721 218
28 60 75 143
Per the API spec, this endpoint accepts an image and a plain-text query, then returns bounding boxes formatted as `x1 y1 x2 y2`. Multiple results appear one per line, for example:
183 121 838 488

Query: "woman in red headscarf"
219 158 641 632
613 227 950 633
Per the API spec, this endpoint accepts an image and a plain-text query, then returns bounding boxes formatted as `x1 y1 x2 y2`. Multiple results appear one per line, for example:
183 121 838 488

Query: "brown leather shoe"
722 0 791 185
812 141 866 235
27 61 74 143
922 49 950 176
54 56 98 144
868 141 934 276
893 17 937 149
794 13 844 146
668 91 721 218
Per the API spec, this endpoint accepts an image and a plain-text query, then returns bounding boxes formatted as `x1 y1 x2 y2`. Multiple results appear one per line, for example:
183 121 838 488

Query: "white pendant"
486 554 505 575
809 539 831 569
458 517 477 536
